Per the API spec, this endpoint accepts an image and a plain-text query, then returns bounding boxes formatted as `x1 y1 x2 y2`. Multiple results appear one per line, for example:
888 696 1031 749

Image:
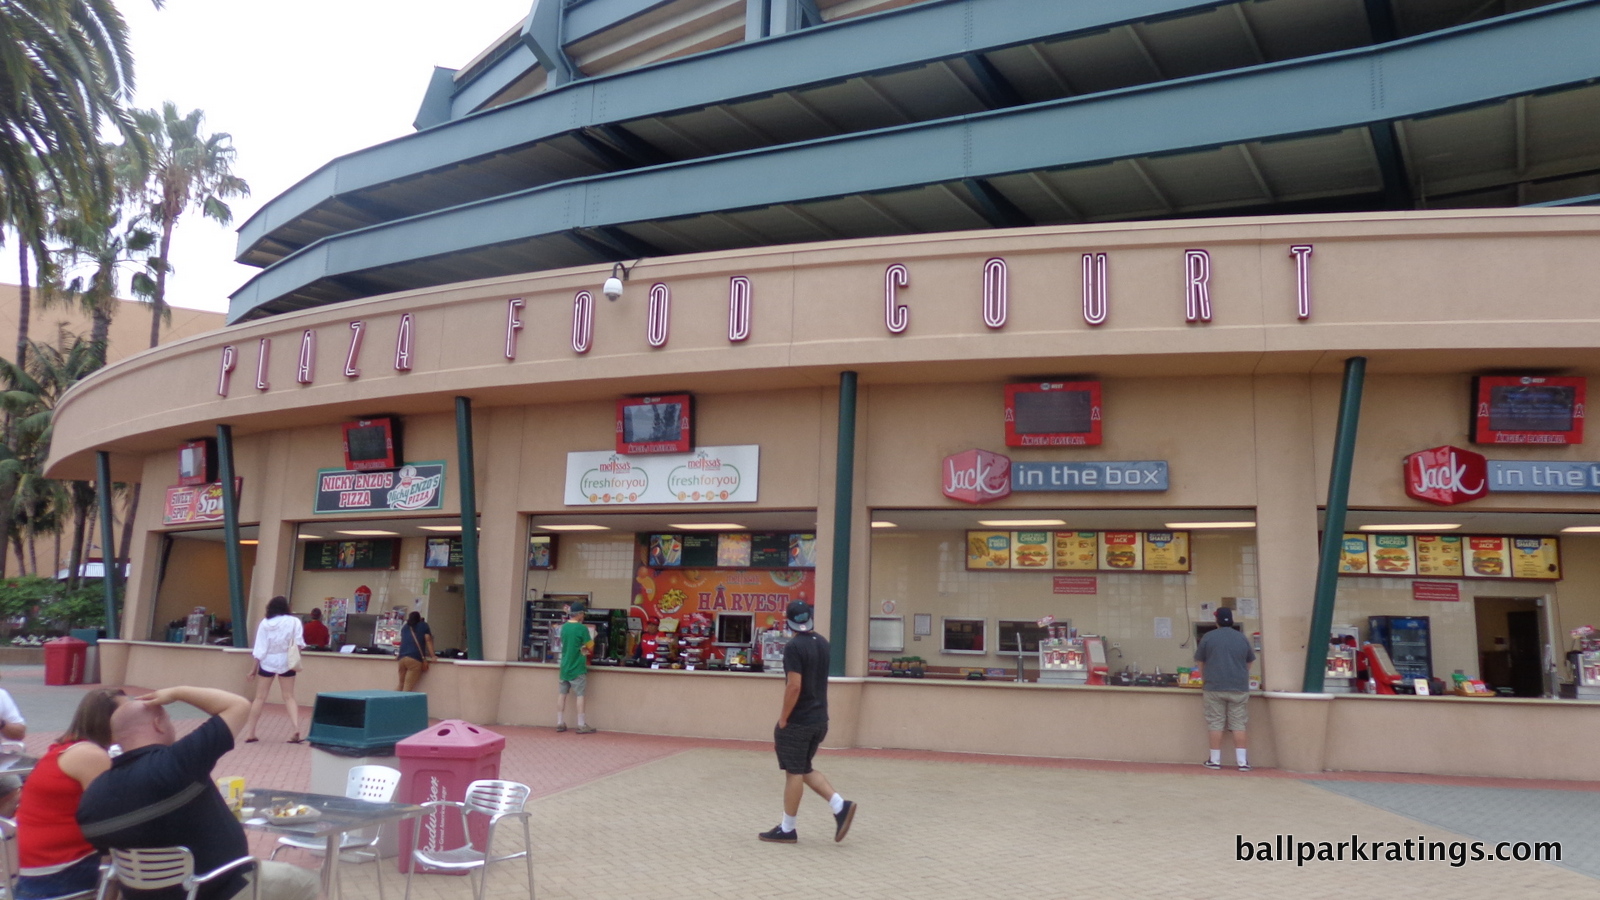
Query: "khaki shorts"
1203 691 1249 732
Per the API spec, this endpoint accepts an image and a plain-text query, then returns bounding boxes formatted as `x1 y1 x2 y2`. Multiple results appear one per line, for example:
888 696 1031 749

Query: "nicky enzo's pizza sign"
314 462 446 514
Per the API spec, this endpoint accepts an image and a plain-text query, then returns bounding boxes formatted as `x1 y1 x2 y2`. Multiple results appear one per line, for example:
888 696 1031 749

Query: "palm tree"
0 331 105 585
0 0 156 266
50 140 156 363
128 102 247 348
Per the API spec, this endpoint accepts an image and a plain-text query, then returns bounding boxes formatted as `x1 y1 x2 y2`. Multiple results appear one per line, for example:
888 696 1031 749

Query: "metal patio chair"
403 779 533 900
101 847 258 900
0 817 103 900
269 765 402 900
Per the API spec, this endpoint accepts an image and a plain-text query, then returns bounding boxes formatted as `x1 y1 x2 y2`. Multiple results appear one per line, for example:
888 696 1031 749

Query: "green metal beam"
215 425 248 647
828 371 857 677
95 451 118 637
455 397 485 660
1303 357 1366 692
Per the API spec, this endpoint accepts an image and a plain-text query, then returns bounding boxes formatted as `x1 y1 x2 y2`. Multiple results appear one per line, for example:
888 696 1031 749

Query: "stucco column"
123 454 173 640
1252 374 1322 692
248 431 296 617
476 406 526 663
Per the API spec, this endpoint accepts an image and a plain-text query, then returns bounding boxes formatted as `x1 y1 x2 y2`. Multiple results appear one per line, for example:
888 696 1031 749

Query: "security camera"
602 260 635 301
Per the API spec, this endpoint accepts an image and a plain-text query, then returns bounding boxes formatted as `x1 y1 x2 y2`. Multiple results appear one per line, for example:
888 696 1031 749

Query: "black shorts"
774 720 827 775
258 666 296 678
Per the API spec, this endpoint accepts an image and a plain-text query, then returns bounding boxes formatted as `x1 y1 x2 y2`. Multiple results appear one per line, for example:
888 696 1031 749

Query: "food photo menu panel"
966 530 1189 573
1335 532 1559 580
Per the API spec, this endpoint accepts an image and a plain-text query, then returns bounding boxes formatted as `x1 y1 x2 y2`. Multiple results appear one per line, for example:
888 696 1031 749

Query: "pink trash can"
395 719 506 874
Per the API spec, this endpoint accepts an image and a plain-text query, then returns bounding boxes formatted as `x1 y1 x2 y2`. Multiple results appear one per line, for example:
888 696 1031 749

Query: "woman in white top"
241 595 307 743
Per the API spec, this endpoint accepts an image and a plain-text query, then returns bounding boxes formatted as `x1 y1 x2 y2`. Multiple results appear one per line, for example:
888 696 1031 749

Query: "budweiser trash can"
43 636 88 685
395 719 506 874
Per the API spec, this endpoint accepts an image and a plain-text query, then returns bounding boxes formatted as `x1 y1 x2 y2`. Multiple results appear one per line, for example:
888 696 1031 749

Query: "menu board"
966 531 1012 569
1338 534 1369 574
648 534 683 567
1466 536 1509 578
969 530 1193 572
680 534 720 568
643 532 815 569
1053 532 1098 570
1509 537 1560 580
1337 532 1560 580
789 534 817 567
1098 532 1143 571
1142 531 1190 572
1368 534 1417 576
1414 535 1464 577
717 533 752 567
751 533 791 567
302 539 399 571
1010 532 1052 569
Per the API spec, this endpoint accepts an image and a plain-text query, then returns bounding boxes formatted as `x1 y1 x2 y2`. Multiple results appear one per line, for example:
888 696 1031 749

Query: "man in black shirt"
759 600 858 844
78 686 318 900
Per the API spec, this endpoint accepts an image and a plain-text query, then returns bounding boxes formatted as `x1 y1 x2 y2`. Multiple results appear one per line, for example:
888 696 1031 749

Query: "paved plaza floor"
5 666 1597 899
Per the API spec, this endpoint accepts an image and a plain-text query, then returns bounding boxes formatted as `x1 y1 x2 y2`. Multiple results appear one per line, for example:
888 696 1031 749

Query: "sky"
26 0 535 314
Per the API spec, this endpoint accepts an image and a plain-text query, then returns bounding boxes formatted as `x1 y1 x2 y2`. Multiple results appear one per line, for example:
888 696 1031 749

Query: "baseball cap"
568 601 587 615
786 600 814 632
1215 607 1234 627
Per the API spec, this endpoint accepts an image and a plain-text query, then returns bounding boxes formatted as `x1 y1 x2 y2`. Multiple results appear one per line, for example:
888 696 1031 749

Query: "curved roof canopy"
231 0 1597 322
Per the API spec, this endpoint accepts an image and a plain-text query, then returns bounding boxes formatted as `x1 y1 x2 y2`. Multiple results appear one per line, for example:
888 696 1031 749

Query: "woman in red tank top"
14 689 124 899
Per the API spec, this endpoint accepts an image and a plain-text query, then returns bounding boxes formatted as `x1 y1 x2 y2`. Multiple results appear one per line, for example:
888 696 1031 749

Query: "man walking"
78 685 318 900
556 601 597 734
759 600 856 844
1193 607 1256 772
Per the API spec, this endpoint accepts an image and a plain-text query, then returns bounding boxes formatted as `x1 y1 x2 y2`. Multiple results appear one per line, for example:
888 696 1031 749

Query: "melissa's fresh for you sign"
565 445 760 505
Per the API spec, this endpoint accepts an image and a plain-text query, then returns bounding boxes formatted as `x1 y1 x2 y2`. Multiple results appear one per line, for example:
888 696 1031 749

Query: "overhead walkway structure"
231 0 1600 321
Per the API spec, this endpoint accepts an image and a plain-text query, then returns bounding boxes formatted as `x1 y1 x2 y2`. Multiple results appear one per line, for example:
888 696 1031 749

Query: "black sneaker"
1202 759 1221 769
1238 763 1252 772
758 825 797 844
833 800 857 842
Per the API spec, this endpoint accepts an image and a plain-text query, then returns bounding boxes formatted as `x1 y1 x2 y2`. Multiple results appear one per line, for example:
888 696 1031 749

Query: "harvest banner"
630 565 812 629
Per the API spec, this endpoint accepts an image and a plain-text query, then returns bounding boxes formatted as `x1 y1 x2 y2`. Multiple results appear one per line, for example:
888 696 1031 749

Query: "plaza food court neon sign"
216 244 1316 396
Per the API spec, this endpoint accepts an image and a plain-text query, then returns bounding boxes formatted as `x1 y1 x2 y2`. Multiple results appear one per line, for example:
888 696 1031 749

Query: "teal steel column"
454 397 484 660
95 451 118 637
215 425 247 647
828 371 858 677
1303 357 1367 692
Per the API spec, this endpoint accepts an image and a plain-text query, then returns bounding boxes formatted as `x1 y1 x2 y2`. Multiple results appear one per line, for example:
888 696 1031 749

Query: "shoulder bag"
410 625 430 671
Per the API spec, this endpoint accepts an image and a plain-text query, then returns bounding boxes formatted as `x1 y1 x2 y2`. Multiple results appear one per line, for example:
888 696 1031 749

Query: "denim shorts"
17 854 102 899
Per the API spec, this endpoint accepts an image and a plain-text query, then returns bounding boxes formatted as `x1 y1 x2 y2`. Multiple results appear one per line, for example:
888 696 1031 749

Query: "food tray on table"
268 805 322 825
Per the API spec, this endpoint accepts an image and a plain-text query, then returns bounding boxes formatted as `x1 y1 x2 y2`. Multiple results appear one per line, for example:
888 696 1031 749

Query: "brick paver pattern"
5 666 1595 899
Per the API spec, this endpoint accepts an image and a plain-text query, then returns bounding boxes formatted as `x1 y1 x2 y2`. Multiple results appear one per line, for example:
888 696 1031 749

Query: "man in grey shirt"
1193 607 1256 771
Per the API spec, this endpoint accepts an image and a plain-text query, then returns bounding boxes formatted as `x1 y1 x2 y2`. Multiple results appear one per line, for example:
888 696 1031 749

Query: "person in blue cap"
759 599 857 844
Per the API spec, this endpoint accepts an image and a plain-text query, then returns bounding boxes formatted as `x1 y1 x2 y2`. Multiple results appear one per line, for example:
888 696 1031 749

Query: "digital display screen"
177 439 213 486
1004 381 1102 447
1472 376 1584 445
622 403 683 443
1013 390 1093 435
1488 384 1575 432
616 394 693 454
346 425 390 461
342 417 399 470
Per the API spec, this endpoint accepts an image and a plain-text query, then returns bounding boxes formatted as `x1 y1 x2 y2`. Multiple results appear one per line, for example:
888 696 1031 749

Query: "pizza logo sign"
387 465 444 510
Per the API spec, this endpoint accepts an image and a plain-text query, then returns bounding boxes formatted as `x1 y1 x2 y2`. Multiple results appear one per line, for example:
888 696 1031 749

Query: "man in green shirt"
556 602 597 734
